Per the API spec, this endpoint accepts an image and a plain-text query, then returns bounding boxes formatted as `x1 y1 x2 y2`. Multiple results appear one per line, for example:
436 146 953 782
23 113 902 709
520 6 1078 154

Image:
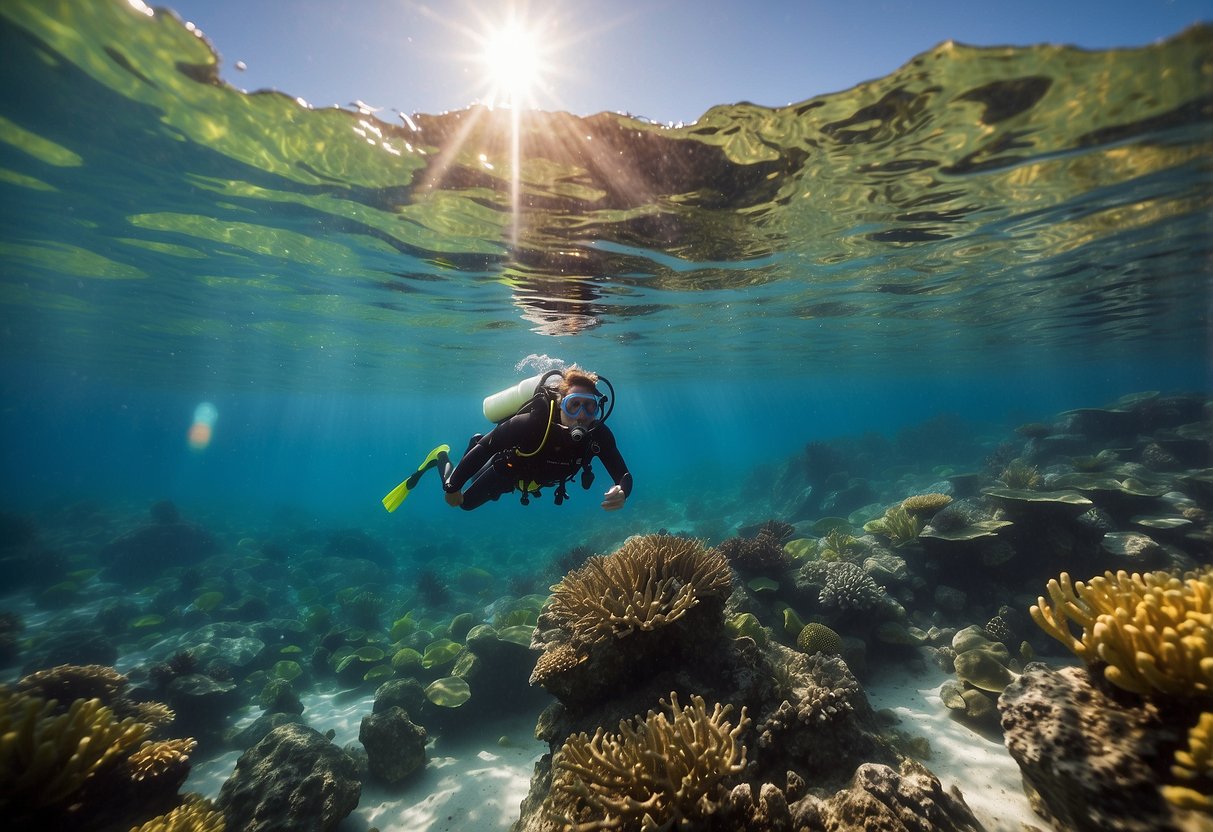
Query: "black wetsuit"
444 401 633 511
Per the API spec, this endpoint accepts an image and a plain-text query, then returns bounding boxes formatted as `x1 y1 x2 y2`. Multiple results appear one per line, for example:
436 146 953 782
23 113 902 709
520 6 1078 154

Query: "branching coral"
132 794 226 832
817 529 861 564
999 460 1041 489
17 664 127 708
547 534 732 644
128 737 198 782
127 700 176 728
1030 567 1213 697
0 691 151 811
1163 711 1213 813
551 692 749 831
818 562 887 612
759 652 861 745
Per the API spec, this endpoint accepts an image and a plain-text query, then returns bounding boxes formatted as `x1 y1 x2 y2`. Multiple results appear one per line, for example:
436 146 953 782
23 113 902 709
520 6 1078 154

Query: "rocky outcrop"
218 724 361 832
998 663 1192 832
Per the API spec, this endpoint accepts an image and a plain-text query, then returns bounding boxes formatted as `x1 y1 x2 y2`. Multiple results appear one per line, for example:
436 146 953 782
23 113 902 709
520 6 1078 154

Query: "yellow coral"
1030 568 1213 697
0 691 151 810
797 622 842 656
128 737 198 782
548 534 732 644
127 700 176 728
131 794 226 831
551 692 749 831
529 642 588 686
17 663 127 706
1163 711 1213 814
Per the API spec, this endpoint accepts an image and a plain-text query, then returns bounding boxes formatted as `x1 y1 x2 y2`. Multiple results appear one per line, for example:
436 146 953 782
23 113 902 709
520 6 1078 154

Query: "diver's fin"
382 444 451 513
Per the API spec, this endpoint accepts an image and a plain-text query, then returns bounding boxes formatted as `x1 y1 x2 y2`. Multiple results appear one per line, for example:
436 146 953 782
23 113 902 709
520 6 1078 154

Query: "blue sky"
164 0 1209 125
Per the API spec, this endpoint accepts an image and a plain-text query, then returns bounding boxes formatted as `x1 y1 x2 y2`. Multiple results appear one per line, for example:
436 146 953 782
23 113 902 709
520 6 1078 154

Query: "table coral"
547 534 732 644
1030 567 1213 697
550 692 748 831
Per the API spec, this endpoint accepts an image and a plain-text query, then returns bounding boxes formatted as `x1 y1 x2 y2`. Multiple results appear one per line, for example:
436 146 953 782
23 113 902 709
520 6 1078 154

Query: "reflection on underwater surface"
0 1 1211 831
0 2 1209 390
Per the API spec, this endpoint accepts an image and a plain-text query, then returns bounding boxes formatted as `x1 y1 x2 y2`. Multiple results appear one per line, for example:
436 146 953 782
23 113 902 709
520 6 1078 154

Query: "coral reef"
1000 664 1196 832
128 738 198 783
1030 567 1213 697
796 622 842 655
1163 711 1213 813
548 693 748 830
547 534 731 643
816 561 888 612
0 691 151 816
17 663 128 707
132 795 226 832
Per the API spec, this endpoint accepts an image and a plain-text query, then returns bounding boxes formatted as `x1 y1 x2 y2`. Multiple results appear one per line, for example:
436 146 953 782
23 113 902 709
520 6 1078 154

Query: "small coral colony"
1 390 1210 831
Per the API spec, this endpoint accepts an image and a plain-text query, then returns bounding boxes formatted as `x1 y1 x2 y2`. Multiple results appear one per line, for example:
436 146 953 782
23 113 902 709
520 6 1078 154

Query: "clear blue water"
2 4 1212 831
0 5 1209 576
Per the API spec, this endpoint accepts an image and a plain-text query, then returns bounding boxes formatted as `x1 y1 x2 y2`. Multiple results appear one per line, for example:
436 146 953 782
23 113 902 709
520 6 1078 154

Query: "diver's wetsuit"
444 402 632 511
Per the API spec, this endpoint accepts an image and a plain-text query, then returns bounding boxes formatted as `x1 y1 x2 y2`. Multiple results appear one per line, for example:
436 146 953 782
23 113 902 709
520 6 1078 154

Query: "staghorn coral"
900 493 953 515
548 534 732 644
818 562 887 612
797 623 842 656
1163 711 1213 813
0 690 151 811
17 663 127 708
128 737 198 782
1030 567 1213 697
550 692 748 831
529 642 588 687
132 794 225 832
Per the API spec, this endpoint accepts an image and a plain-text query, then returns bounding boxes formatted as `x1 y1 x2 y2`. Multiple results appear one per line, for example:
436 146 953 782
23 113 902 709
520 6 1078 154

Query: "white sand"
185 668 1044 832
185 688 547 832
864 665 1044 832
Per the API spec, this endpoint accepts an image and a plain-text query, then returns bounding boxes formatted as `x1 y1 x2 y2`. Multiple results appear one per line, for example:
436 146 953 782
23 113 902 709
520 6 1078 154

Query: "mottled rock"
790 762 983 831
218 723 361 832
359 706 427 784
224 712 306 751
999 663 1187 832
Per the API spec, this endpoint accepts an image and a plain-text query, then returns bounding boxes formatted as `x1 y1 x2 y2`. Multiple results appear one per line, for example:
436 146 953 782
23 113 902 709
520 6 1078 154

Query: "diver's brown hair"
558 365 600 396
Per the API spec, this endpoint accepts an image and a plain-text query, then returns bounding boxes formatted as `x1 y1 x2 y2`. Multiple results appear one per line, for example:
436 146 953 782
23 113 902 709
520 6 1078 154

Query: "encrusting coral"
547 534 732 644
0 690 151 812
131 794 226 832
1163 711 1213 813
1030 567 1213 697
550 692 749 831
529 642 587 687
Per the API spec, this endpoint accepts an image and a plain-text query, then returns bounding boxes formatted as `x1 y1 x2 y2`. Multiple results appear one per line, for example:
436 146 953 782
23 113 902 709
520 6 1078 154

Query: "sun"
479 17 549 108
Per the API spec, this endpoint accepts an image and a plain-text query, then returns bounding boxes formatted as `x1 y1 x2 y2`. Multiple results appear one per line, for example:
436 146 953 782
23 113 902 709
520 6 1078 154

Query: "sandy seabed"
186 664 1042 832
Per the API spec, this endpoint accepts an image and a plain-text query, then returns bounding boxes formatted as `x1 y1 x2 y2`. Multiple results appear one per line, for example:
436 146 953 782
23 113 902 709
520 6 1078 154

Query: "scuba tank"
482 370 563 422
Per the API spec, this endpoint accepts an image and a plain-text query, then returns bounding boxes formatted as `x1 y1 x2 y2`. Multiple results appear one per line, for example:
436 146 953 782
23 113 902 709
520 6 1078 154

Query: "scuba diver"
381 366 632 513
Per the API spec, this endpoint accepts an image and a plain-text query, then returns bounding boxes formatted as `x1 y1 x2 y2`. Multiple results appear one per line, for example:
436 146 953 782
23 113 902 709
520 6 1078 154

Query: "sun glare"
481 20 545 107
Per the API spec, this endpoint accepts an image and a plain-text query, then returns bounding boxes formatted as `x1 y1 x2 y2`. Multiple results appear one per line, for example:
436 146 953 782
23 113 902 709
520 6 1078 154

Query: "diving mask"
561 393 604 420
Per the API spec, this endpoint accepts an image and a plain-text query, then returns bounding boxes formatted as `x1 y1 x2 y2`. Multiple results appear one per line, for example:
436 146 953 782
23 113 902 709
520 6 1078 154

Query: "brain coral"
551 692 749 830
1030 567 1213 697
548 534 732 644
797 623 843 656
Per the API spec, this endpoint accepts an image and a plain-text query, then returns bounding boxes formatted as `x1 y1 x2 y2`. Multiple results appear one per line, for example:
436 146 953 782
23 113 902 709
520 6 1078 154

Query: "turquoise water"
0 3 1207 546
1 3 1211 830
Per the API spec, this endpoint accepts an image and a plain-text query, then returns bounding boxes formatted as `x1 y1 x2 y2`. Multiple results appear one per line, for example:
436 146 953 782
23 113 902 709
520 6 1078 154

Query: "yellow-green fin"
382 444 451 513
